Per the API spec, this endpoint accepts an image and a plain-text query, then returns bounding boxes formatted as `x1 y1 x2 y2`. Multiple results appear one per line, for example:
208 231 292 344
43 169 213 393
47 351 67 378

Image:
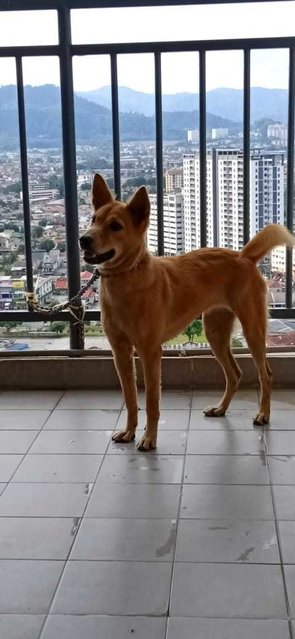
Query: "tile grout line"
0 392 66 499
164 389 193 639
37 396 124 639
263 426 294 639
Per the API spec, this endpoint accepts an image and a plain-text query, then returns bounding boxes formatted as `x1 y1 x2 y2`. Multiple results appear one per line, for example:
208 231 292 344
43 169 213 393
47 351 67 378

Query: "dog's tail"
240 224 295 263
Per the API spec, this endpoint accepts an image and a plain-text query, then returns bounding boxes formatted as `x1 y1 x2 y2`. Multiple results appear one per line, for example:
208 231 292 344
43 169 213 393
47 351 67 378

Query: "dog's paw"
112 430 136 443
136 433 157 451
203 405 226 417
253 413 269 426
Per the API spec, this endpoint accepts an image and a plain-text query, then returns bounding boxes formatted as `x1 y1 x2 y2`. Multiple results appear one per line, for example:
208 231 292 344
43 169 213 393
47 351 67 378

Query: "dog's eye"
109 220 123 232
91 216 96 224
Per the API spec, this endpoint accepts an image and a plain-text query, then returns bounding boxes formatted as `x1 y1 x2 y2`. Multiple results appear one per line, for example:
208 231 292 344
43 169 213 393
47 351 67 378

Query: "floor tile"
0 518 77 559
0 410 50 430
86 484 181 518
0 431 36 454
278 521 295 563
52 560 172 615
71 518 176 561
0 391 62 409
45 409 120 430
265 432 295 455
0 615 45 639
41 615 166 639
272 486 295 519
189 409 260 430
58 390 123 409
167 618 290 639
187 430 265 455
117 408 190 431
176 520 279 563
284 565 295 618
29 430 110 455
0 559 63 613
0 483 90 517
171 563 286 618
12 454 103 483
97 454 184 484
268 456 295 485
266 410 295 429
137 391 191 410
108 430 187 455
192 390 259 410
181 485 274 519
270 391 295 410
0 455 22 482
184 454 268 484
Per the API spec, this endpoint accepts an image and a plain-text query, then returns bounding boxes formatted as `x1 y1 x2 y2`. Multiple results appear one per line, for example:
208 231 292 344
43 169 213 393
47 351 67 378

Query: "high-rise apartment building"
250 152 285 236
148 192 184 255
165 168 183 193
183 153 214 251
183 149 285 252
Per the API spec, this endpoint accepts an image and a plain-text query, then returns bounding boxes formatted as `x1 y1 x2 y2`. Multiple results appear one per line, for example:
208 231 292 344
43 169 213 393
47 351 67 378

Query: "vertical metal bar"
199 50 207 248
243 49 251 245
15 57 34 294
58 6 82 349
212 148 218 246
110 53 121 200
154 51 164 256
286 47 295 308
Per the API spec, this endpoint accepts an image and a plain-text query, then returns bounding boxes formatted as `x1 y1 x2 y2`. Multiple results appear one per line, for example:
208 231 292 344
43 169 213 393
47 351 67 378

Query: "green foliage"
50 321 67 335
32 226 43 239
39 239 55 252
0 321 22 333
184 319 203 343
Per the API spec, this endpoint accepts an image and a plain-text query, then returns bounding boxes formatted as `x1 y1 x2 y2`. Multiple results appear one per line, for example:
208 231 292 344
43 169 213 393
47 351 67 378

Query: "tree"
32 226 43 239
50 321 67 335
0 321 22 334
80 181 91 191
184 319 203 343
39 239 55 252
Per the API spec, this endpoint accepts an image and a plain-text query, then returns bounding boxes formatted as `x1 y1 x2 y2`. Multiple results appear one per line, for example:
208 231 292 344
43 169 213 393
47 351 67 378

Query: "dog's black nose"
80 235 92 250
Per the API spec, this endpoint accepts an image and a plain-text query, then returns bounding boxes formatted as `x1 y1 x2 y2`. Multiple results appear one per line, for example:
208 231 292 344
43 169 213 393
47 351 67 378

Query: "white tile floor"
0 388 294 639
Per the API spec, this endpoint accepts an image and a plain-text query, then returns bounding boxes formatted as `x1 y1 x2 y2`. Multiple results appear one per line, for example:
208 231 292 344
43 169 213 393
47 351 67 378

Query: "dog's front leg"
137 346 162 451
111 338 138 443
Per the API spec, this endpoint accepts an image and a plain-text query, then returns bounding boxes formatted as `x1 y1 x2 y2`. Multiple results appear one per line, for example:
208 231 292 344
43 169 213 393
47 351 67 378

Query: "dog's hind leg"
136 346 162 451
111 337 138 443
203 307 242 417
237 300 272 426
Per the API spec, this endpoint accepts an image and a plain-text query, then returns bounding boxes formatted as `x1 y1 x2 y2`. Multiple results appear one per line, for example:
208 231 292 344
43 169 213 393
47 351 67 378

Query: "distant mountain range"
0 83 286 150
78 85 288 123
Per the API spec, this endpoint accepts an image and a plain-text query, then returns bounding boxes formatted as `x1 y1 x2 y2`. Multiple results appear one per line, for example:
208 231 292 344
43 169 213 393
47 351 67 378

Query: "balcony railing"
0 0 295 349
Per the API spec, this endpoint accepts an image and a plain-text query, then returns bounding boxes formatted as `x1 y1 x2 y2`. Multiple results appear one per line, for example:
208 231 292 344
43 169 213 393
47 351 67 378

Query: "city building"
250 151 285 237
183 149 285 253
148 192 184 255
165 168 183 193
267 123 288 145
187 129 199 143
212 128 229 140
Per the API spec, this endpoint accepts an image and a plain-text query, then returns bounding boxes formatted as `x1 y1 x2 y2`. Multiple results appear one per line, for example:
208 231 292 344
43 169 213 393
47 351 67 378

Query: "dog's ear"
127 186 150 227
92 174 114 210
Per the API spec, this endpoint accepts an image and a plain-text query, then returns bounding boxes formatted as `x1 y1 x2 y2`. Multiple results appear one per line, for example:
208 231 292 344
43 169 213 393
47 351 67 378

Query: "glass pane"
0 11 57 46
71 2 295 45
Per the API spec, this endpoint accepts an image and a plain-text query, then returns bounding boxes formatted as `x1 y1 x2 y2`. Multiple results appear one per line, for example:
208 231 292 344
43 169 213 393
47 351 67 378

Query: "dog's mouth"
83 248 115 265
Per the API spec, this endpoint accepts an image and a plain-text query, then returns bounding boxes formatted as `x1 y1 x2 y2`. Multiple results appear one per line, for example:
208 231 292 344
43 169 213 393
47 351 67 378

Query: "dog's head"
80 174 150 270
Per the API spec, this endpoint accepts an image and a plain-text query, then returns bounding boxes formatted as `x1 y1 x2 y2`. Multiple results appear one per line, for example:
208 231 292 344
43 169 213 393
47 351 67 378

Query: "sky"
0 1 294 93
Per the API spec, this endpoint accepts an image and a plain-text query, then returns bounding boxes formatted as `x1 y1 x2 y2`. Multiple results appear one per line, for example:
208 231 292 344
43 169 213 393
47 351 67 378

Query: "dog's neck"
99 245 150 278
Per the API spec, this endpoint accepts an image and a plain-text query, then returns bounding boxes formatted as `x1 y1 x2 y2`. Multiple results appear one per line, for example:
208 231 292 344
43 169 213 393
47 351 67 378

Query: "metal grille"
0 0 294 349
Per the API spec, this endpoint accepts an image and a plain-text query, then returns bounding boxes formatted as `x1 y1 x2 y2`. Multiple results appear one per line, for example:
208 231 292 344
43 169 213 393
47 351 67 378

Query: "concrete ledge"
0 353 294 390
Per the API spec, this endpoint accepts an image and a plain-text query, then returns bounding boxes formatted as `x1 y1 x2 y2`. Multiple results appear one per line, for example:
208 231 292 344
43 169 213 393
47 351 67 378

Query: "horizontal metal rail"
1 0 293 10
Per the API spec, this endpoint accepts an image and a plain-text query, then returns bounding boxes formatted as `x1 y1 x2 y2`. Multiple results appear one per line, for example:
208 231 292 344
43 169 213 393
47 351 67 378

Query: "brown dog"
80 173 294 450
